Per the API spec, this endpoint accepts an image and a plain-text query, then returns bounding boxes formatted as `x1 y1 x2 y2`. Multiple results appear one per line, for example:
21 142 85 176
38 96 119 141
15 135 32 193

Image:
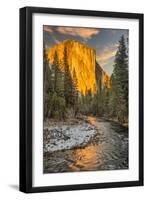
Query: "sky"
43 25 128 76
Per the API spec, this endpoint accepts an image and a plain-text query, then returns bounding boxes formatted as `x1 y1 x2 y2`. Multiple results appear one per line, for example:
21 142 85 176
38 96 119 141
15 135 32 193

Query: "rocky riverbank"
43 117 98 153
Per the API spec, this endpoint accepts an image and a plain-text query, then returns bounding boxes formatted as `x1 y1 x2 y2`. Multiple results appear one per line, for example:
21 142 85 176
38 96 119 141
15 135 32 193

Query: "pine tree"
102 86 110 115
56 62 64 97
51 51 64 97
63 47 73 106
43 43 49 93
48 50 67 119
110 35 128 123
43 43 53 119
108 74 117 117
72 68 79 116
72 69 78 100
52 51 59 92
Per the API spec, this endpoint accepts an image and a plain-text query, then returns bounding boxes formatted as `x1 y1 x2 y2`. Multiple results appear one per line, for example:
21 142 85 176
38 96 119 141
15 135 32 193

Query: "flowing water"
44 117 128 173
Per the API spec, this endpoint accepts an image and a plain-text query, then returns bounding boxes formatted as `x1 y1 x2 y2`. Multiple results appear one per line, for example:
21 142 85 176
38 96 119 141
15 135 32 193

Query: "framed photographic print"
19 7 144 193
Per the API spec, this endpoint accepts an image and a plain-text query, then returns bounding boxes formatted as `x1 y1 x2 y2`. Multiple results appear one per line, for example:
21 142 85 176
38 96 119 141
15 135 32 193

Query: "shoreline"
43 117 98 153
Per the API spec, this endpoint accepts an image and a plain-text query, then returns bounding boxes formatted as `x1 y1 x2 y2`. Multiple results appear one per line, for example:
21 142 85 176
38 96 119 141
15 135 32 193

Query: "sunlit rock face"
96 62 111 90
47 39 110 94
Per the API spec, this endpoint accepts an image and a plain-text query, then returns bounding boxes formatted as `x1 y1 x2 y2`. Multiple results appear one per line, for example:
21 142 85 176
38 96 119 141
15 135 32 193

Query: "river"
43 117 128 173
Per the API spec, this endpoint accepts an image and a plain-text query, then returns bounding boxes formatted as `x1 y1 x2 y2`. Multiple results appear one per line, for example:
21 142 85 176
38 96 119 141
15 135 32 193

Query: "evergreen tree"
94 89 104 116
72 69 78 101
48 50 67 118
52 51 59 92
52 51 64 97
63 47 73 106
108 74 117 117
110 35 128 123
43 43 53 119
102 86 110 115
43 43 49 93
56 60 64 97
72 68 79 115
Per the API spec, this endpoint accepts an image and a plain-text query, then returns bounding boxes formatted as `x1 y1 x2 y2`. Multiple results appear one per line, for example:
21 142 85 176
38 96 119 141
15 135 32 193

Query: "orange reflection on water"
87 116 97 126
69 144 102 171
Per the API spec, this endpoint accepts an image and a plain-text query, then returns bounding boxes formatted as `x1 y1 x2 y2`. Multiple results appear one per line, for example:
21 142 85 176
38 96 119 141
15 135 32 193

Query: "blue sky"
43 25 128 76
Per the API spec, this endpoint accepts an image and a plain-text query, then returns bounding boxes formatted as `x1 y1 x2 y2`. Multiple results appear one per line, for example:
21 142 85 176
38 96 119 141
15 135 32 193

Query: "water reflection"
44 117 128 173
87 116 97 126
69 145 102 171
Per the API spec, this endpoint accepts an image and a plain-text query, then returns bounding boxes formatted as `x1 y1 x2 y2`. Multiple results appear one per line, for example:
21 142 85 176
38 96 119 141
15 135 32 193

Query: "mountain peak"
49 39 95 53
47 40 110 94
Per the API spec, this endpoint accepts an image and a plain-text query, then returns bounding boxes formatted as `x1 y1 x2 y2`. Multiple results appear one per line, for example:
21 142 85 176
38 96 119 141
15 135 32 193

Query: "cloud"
43 25 100 39
43 26 53 33
57 27 100 39
96 44 118 66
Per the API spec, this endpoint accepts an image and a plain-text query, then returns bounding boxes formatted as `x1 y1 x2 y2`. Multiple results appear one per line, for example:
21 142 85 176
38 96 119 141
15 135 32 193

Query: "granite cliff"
47 39 110 94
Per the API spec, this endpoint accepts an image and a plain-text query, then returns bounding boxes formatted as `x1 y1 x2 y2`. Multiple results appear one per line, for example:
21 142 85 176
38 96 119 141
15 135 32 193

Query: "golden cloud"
96 44 118 66
57 27 100 39
43 26 53 33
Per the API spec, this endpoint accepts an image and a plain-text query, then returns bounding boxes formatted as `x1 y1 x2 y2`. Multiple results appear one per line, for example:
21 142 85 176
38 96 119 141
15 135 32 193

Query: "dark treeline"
43 46 79 120
43 35 128 125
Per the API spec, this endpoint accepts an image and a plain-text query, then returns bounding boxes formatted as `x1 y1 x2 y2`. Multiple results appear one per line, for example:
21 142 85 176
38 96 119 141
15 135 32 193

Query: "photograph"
43 25 129 174
19 7 143 193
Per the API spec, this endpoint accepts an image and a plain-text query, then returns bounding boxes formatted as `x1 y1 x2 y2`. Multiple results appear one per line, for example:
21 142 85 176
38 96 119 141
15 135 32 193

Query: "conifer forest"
43 26 129 173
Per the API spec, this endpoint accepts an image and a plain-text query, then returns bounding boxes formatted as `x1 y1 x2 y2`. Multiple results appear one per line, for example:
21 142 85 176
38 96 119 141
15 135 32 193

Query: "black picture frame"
19 6 144 193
